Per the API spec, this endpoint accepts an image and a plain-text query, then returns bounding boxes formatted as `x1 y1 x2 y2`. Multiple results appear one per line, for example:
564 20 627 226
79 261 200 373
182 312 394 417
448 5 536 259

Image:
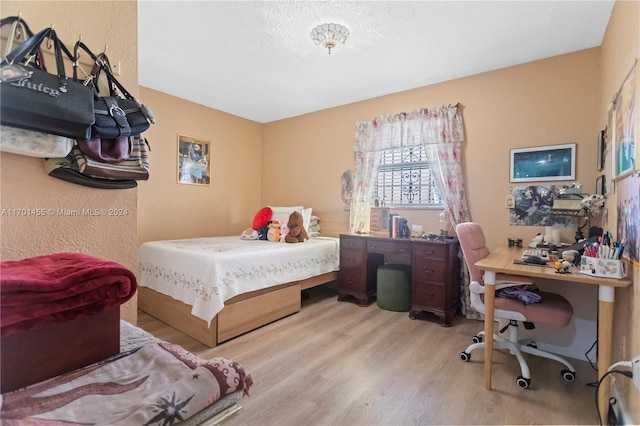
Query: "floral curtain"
350 104 477 318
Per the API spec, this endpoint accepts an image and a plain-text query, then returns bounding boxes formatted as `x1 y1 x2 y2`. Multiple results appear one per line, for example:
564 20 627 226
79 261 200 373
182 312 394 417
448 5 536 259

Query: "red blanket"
1 253 137 337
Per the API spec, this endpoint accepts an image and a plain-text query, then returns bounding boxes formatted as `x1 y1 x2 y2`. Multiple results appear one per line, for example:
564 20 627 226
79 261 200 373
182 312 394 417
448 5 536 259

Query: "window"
375 146 442 207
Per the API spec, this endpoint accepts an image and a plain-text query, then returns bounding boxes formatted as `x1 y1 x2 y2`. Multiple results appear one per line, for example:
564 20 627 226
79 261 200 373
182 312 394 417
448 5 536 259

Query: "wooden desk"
338 234 460 325
475 246 632 423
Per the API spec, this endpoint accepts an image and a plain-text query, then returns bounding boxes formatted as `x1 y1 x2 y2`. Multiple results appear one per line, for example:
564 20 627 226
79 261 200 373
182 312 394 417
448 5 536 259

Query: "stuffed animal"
267 220 280 242
285 211 308 243
257 222 270 240
279 222 289 243
241 227 258 240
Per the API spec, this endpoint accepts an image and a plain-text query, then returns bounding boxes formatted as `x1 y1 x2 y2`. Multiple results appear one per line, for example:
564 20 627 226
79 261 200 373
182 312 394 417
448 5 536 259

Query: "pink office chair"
456 222 576 389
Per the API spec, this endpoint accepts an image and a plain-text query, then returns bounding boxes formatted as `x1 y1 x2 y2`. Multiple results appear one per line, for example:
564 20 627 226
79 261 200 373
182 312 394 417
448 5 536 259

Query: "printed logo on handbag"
1 64 62 97
0 64 32 83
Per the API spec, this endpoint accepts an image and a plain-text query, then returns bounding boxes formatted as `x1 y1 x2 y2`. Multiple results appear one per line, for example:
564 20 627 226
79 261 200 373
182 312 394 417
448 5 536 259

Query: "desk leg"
483 271 496 390
597 285 615 425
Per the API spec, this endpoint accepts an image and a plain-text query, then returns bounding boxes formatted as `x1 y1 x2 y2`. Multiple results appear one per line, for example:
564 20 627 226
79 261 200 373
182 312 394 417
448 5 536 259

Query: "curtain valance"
353 104 464 153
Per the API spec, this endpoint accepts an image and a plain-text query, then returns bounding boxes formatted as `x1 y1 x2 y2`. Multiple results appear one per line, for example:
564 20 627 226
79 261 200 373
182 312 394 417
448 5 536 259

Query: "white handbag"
0 125 74 158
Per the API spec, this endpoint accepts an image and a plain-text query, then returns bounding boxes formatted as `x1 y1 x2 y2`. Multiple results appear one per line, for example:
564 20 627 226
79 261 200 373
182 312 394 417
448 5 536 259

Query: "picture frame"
510 143 576 183
596 174 606 196
177 134 211 186
612 60 637 181
597 128 607 171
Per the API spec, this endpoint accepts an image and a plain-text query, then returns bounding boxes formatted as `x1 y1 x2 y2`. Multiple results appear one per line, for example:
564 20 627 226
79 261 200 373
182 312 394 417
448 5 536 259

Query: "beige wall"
0 1 139 322
260 48 604 361
600 0 640 417
137 88 263 243
263 49 600 248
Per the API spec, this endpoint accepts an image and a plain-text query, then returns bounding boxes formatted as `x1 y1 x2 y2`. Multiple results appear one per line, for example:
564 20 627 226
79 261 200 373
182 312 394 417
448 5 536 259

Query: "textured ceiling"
138 1 614 124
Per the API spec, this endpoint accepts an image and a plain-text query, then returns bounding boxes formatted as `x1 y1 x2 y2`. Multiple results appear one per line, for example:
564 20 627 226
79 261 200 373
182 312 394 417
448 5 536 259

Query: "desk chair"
456 222 576 389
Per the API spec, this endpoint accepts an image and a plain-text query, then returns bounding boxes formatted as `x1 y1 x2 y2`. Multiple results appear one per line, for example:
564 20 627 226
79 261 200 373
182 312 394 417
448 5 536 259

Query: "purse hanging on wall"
68 136 150 181
0 125 73 158
74 41 154 140
44 155 137 190
0 27 95 139
0 17 73 158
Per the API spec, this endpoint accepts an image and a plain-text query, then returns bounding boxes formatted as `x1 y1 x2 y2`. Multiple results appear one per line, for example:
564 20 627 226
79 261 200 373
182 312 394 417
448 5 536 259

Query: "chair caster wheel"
459 351 471 362
516 376 530 389
561 369 576 382
472 335 482 344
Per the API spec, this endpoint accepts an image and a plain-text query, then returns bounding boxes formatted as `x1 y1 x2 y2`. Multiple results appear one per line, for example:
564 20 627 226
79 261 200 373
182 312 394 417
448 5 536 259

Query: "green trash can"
376 264 411 312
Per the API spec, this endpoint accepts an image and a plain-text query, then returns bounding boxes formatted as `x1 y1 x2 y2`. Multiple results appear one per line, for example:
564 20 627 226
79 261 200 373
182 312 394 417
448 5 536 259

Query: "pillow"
302 207 312 233
252 207 272 230
268 206 304 232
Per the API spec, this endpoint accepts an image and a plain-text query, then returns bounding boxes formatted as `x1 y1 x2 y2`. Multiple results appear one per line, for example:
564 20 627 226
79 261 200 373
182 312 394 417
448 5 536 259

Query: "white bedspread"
138 237 339 325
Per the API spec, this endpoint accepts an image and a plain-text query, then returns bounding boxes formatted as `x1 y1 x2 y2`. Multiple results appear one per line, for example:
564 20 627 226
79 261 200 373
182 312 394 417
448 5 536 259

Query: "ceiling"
138 1 614 124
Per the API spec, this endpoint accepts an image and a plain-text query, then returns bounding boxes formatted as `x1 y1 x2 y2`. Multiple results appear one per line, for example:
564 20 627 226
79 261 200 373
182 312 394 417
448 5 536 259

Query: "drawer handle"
423 268 435 273
423 292 435 298
347 277 355 284
346 258 356 263
396 248 408 253
370 244 378 249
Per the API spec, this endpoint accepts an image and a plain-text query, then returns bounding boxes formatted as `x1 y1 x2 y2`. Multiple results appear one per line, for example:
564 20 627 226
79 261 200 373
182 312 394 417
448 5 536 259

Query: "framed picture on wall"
596 175 606 196
510 143 576 183
177 134 211 186
612 60 637 181
597 128 607 171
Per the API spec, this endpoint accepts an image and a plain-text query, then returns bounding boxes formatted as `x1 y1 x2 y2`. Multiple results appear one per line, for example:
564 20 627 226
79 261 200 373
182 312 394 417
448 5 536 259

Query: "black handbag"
0 27 95 139
74 42 154 139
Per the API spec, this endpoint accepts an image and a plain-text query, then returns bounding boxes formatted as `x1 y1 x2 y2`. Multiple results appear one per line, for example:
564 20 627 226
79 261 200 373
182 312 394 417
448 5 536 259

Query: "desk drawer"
340 249 364 269
340 236 365 250
413 244 446 259
413 282 445 307
367 240 411 255
338 269 365 292
413 258 445 283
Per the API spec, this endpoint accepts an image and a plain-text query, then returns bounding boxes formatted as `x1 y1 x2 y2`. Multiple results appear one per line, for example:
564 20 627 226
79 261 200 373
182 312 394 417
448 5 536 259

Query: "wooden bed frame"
138 271 338 347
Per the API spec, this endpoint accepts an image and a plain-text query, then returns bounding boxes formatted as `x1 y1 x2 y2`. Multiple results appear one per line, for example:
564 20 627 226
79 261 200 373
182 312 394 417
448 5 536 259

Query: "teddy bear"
267 220 280 242
285 211 308 243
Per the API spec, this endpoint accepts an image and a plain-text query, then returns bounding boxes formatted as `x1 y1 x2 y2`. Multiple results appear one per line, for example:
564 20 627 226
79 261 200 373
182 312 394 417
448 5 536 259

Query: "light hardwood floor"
137 285 601 425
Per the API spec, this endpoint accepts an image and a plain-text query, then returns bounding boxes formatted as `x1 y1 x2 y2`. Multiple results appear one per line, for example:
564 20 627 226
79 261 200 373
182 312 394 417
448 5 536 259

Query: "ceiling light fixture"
310 23 349 55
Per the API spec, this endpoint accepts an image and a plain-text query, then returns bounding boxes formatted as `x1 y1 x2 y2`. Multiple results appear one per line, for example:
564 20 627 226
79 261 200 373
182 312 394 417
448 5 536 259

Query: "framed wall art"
612 60 637 181
510 143 576 183
177 134 211 186
596 174 606 196
616 173 639 263
597 127 607 171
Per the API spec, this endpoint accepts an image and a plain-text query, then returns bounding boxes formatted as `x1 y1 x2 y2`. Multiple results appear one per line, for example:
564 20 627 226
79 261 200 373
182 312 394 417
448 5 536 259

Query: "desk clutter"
579 234 627 278
513 228 629 279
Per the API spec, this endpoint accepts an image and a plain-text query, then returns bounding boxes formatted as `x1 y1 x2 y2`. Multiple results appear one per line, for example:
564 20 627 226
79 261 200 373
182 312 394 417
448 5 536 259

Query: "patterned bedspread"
0 342 252 425
138 236 340 325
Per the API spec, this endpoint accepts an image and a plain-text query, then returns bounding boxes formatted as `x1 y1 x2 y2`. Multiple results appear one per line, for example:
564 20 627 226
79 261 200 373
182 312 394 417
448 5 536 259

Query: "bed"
138 235 340 347
1 321 252 425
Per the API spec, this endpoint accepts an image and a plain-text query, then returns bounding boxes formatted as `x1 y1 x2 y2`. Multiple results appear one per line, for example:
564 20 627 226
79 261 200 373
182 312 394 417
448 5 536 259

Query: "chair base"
459 322 576 389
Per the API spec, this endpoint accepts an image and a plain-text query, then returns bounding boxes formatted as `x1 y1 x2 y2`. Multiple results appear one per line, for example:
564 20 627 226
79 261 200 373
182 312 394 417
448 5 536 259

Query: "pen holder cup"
579 256 627 279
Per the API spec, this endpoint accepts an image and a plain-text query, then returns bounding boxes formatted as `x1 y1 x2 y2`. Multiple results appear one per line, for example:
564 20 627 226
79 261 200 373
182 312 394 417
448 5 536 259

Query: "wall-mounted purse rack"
1 15 120 76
